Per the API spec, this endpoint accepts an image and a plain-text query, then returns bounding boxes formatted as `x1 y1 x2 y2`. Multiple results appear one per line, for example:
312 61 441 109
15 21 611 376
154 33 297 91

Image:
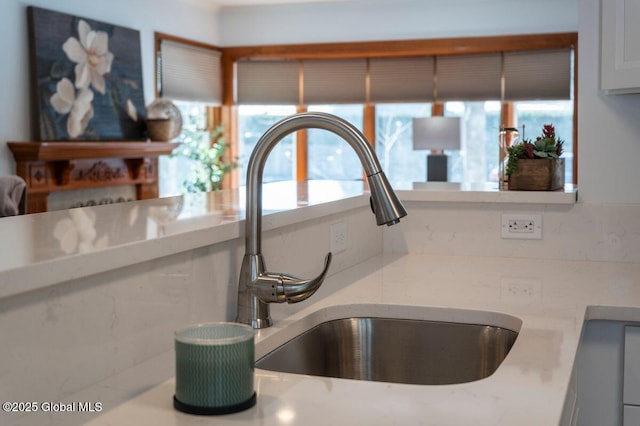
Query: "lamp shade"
412 117 462 151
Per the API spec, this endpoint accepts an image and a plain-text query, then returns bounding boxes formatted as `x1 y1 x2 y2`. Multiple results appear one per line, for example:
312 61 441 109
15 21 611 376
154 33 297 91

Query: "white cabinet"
601 0 640 93
624 326 640 405
623 326 640 425
624 406 640 426
576 320 624 426
578 322 640 426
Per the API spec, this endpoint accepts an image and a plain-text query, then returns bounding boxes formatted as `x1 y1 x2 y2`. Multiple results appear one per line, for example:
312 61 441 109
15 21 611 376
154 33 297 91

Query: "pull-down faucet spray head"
368 171 406 226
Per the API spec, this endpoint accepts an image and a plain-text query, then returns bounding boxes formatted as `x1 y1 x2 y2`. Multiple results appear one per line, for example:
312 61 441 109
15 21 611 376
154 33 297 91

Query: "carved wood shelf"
8 141 179 214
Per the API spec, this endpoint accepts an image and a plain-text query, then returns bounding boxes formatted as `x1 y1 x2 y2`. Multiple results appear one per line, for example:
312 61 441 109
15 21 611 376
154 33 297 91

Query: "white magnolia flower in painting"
126 99 138 122
62 19 114 95
50 78 95 138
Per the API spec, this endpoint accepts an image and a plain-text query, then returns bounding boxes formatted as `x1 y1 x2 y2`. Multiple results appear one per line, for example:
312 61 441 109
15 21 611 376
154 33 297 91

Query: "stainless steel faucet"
235 112 407 329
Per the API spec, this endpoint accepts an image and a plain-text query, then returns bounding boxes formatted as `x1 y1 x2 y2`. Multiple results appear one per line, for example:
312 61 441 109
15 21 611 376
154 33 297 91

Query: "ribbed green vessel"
174 322 255 413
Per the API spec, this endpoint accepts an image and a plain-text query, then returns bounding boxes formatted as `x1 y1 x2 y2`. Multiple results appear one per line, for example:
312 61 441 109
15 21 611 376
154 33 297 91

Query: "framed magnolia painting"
27 6 146 141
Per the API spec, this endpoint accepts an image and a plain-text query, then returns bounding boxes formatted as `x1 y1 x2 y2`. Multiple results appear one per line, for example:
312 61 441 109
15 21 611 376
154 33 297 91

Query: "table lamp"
412 117 461 182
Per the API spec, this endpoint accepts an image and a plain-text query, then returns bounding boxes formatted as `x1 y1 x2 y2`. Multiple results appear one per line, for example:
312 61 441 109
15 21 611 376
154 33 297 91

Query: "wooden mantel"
8 141 179 213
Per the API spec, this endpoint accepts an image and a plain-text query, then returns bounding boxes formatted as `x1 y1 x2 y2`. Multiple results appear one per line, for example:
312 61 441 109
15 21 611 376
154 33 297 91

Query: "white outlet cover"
501 214 542 240
330 222 348 253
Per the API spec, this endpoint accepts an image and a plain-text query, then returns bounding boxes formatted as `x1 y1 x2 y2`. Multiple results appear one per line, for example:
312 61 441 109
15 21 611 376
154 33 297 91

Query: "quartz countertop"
85 252 640 426
0 180 370 298
0 180 576 299
405 182 577 204
0 179 587 426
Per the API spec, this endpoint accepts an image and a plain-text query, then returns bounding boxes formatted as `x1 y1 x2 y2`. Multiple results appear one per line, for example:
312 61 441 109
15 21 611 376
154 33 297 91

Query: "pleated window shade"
303 59 367 104
503 49 572 100
160 40 222 104
369 57 434 103
436 53 502 101
234 48 572 105
236 60 300 104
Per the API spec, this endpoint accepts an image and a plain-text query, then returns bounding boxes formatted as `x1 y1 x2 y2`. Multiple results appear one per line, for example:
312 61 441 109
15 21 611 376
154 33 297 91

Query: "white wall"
218 0 578 45
0 0 219 177
578 0 640 203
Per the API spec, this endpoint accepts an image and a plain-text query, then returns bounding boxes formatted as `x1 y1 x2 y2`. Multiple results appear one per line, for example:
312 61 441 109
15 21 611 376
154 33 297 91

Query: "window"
375 104 431 189
514 101 574 184
237 105 297 186
376 102 501 187
224 33 578 188
158 38 222 103
307 105 364 180
155 34 225 197
444 101 501 183
376 101 569 186
159 101 209 197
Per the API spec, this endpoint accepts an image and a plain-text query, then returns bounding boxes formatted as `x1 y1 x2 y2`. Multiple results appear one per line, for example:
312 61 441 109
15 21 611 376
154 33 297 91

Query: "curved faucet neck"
237 112 407 328
244 112 383 255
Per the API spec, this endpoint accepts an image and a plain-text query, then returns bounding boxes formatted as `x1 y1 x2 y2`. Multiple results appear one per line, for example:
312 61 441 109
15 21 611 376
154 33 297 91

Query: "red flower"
542 124 555 140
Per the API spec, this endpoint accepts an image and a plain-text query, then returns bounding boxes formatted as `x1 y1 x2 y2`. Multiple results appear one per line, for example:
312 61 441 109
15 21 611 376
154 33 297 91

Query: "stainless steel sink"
256 317 518 385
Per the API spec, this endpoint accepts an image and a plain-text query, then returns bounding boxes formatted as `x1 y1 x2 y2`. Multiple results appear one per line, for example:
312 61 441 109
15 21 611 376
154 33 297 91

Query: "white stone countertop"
0 180 577 299
405 182 577 204
0 181 369 298
84 252 640 426
0 179 584 426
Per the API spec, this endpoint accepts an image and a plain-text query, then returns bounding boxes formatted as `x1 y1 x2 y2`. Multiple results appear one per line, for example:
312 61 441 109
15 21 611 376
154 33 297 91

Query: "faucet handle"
280 252 332 303
252 252 332 304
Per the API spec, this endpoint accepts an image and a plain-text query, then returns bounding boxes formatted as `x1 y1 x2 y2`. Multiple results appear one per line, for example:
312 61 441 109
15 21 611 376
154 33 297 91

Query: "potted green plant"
174 125 238 193
506 124 565 191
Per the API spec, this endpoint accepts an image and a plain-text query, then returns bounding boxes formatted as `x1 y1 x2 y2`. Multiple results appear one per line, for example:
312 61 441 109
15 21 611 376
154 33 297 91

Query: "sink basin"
256 317 518 385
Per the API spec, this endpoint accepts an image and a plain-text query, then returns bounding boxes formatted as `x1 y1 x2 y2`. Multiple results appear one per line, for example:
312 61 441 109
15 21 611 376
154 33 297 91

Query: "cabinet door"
624 326 640 405
601 0 640 93
624 405 640 426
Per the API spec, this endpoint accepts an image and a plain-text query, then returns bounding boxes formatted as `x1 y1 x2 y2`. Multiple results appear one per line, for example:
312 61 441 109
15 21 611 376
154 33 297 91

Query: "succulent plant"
506 124 565 176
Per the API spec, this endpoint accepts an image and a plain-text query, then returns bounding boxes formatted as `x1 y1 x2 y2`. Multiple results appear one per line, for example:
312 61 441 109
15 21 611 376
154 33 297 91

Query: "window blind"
236 60 300 104
159 39 222 104
303 59 367 104
234 48 572 105
369 57 434 103
436 53 502 101
503 49 572 100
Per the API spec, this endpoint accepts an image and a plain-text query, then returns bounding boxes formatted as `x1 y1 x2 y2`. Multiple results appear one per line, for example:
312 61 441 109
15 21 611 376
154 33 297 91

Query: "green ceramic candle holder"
174 322 256 415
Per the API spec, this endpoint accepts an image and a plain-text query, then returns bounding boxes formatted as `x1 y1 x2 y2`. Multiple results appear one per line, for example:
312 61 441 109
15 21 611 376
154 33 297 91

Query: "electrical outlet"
501 214 542 239
509 219 535 233
330 222 347 254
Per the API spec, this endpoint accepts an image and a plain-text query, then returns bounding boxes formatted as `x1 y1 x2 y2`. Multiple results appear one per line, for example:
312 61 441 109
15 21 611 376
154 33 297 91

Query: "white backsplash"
384 201 640 263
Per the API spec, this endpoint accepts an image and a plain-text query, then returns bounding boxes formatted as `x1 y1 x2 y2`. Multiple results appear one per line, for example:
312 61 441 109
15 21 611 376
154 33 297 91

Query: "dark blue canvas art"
27 6 146 141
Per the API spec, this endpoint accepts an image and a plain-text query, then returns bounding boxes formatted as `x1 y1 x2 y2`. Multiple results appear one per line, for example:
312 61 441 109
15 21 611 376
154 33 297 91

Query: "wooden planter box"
508 158 565 191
